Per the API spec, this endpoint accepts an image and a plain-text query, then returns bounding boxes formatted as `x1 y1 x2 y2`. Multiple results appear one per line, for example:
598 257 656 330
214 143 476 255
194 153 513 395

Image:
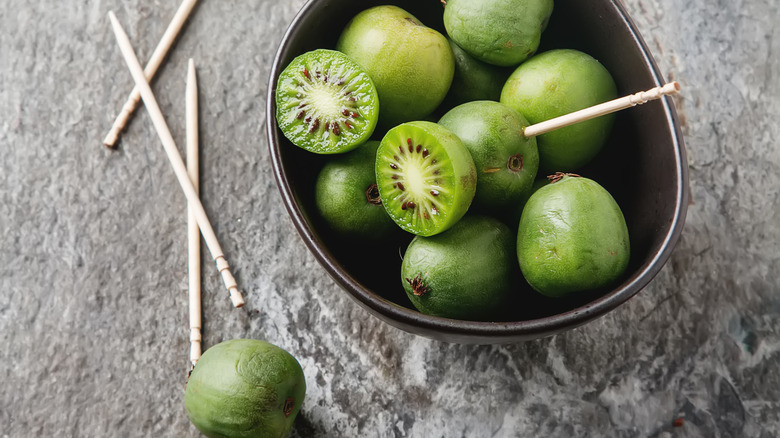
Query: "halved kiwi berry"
376 121 476 237
275 49 379 154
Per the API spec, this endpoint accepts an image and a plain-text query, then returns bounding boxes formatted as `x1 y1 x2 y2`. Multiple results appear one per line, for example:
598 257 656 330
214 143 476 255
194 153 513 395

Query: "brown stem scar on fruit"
283 398 295 417
406 273 430 296
548 172 581 183
508 154 524 172
366 183 382 205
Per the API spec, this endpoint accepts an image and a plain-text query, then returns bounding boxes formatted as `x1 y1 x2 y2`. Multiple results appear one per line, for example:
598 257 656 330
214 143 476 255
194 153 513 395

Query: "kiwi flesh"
375 121 476 237
275 49 379 154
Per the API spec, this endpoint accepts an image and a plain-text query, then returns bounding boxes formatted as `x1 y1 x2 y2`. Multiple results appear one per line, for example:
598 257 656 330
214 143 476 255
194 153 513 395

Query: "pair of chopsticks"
106 10 243 367
103 0 198 149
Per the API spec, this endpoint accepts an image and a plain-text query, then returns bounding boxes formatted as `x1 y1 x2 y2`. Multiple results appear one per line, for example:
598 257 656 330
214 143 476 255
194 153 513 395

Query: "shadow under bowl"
266 0 689 344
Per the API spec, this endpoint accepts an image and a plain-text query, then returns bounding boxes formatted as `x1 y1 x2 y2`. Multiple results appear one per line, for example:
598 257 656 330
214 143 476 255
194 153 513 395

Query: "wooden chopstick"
108 11 245 308
103 0 199 148
186 58 203 367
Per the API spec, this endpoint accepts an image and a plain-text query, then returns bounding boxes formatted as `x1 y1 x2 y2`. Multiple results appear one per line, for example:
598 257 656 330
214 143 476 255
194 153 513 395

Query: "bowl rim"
265 0 689 342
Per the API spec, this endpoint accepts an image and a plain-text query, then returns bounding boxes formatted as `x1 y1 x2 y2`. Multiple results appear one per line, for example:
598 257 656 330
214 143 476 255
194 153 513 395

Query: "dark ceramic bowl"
266 0 688 343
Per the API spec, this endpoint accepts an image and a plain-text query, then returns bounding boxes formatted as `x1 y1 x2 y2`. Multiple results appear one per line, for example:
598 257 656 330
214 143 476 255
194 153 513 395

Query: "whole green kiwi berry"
438 101 539 221
501 49 618 172
401 215 517 320
184 339 306 438
439 40 510 110
517 173 630 297
337 5 454 128
443 0 554 67
314 141 397 240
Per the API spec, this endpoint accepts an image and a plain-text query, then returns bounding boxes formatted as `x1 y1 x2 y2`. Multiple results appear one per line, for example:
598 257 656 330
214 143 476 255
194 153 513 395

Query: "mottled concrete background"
1 0 778 437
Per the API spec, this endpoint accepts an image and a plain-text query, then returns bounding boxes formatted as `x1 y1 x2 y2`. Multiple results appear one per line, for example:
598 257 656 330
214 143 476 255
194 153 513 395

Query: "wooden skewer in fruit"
186 59 202 367
103 0 199 148
108 11 244 308
522 81 680 138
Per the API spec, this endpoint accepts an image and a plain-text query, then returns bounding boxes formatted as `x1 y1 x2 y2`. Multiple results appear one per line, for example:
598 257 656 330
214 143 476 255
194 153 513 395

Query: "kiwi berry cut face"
375 121 476 237
275 49 379 154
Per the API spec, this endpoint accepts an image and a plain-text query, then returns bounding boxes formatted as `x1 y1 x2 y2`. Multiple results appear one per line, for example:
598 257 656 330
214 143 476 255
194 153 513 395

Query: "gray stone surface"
1 0 778 436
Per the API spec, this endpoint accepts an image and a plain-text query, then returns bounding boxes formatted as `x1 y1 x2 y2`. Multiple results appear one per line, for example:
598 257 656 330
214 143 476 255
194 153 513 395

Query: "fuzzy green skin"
438 101 539 220
314 141 397 240
376 121 476 237
401 216 516 320
439 40 509 110
443 0 554 67
336 6 454 128
185 339 306 438
501 49 618 172
506 176 553 229
517 175 630 297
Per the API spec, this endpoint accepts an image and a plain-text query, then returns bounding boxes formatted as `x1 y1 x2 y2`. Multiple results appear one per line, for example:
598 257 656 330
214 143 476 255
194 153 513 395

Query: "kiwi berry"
439 40 510 111
438 101 539 222
184 339 305 438
400 215 517 321
314 141 397 240
375 121 476 237
275 49 379 154
336 5 454 128
500 49 618 172
517 173 630 297
443 0 554 67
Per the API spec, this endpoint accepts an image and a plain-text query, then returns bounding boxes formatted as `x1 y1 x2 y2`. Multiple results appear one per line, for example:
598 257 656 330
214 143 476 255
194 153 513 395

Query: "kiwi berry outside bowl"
266 0 689 344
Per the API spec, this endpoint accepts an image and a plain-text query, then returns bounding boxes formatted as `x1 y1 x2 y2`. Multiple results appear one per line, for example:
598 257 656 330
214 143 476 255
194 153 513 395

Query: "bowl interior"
267 0 688 343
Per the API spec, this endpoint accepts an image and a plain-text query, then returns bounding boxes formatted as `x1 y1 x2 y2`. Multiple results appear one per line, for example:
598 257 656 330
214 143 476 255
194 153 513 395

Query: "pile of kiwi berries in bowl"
266 0 688 344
